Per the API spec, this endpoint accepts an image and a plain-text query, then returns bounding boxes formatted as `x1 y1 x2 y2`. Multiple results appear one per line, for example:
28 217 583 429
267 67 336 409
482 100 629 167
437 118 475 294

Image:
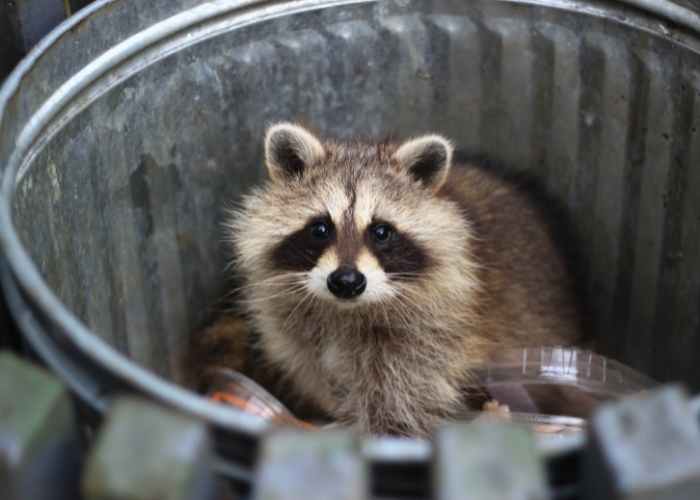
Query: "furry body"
205 124 581 436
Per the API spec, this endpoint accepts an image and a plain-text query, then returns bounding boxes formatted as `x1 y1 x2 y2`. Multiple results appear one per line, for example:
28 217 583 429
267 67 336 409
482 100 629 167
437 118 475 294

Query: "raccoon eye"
370 223 393 243
309 221 332 240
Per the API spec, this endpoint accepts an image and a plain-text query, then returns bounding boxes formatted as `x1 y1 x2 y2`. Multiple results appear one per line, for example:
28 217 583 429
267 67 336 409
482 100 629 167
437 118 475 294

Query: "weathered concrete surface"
255 429 367 500
0 352 79 500
434 421 549 500
583 386 700 500
82 397 216 500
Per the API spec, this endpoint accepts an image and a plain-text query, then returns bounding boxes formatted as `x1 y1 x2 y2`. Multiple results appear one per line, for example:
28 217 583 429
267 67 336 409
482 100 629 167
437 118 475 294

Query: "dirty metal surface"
3 0 700 491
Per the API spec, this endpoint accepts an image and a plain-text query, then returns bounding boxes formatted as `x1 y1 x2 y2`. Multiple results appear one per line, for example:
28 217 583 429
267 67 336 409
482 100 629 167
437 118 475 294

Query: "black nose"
327 267 367 299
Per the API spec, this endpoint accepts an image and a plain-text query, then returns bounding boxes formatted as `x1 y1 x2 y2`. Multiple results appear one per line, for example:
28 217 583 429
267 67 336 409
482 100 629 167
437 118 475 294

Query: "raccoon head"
230 123 475 315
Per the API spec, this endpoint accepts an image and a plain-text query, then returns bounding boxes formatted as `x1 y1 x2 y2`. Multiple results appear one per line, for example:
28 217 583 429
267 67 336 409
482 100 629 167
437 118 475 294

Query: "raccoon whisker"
386 277 422 285
223 260 240 273
281 299 311 334
281 288 316 333
376 289 415 331
387 283 419 303
257 271 310 282
375 301 394 331
227 283 308 303
242 276 309 291
240 285 310 305
384 297 414 329
393 306 418 332
224 273 309 295
389 290 427 327
222 194 247 209
240 291 307 306
250 280 311 296
386 272 423 279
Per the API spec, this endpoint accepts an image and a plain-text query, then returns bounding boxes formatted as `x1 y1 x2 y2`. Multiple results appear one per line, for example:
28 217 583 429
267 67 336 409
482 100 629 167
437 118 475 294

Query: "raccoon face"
232 123 469 311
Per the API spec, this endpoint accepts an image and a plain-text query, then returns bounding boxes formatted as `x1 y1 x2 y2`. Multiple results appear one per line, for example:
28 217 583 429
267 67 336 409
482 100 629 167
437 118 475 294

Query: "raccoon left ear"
392 135 453 191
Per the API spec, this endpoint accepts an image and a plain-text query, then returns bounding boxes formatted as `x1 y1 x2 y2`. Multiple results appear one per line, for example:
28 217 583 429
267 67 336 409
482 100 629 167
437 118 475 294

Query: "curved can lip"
0 0 699 468
616 0 700 33
0 0 281 438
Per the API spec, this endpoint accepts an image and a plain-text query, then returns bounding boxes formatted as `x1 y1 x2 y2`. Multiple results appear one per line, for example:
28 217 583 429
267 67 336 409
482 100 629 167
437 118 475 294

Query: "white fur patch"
356 249 395 304
353 182 377 229
307 249 339 301
325 183 350 223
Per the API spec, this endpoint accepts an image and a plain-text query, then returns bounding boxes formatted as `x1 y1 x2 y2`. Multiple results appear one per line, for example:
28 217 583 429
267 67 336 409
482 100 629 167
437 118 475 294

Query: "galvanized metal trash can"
3 0 700 491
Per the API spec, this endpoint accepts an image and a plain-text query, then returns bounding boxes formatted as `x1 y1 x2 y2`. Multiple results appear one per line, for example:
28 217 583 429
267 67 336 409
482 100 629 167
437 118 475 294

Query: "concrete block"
434 421 549 500
82 397 216 500
582 385 700 500
0 352 80 500
255 429 367 500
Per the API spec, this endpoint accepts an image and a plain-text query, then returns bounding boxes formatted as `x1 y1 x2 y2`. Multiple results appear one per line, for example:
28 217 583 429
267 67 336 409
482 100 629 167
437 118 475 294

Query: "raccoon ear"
264 123 325 182
392 135 453 191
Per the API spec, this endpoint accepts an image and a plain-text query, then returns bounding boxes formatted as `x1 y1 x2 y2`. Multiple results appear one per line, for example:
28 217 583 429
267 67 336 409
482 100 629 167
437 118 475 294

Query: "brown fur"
441 167 581 347
191 125 582 436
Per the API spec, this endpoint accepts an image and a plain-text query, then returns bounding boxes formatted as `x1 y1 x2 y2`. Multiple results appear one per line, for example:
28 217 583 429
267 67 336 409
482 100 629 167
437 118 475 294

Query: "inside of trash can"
8 0 700 425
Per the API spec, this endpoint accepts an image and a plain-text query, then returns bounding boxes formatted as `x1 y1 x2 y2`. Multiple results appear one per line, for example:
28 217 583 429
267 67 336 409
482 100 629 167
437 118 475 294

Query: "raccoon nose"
327 267 367 299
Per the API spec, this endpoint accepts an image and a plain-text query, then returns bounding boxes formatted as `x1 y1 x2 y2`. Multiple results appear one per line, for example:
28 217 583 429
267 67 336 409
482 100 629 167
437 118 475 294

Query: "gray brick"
583 385 700 500
82 397 216 500
0 352 78 500
434 421 549 500
255 429 368 500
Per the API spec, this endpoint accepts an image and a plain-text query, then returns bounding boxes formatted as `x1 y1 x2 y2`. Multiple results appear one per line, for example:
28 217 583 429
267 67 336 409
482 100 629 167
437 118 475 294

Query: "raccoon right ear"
392 135 453 192
264 123 325 182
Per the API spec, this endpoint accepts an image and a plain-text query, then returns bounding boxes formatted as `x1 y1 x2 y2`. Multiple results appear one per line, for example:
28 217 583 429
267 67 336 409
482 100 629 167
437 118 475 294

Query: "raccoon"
206 123 582 436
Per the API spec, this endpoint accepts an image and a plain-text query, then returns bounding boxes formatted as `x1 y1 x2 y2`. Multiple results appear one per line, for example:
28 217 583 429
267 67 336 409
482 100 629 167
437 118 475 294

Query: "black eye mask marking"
270 216 335 271
365 220 431 277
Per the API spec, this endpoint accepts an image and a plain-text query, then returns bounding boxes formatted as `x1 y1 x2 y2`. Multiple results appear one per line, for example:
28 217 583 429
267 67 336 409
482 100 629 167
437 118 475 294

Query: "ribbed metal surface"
3 0 700 481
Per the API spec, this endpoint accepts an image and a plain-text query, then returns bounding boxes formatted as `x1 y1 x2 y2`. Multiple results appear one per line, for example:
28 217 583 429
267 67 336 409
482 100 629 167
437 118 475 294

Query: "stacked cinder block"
1 352 700 500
